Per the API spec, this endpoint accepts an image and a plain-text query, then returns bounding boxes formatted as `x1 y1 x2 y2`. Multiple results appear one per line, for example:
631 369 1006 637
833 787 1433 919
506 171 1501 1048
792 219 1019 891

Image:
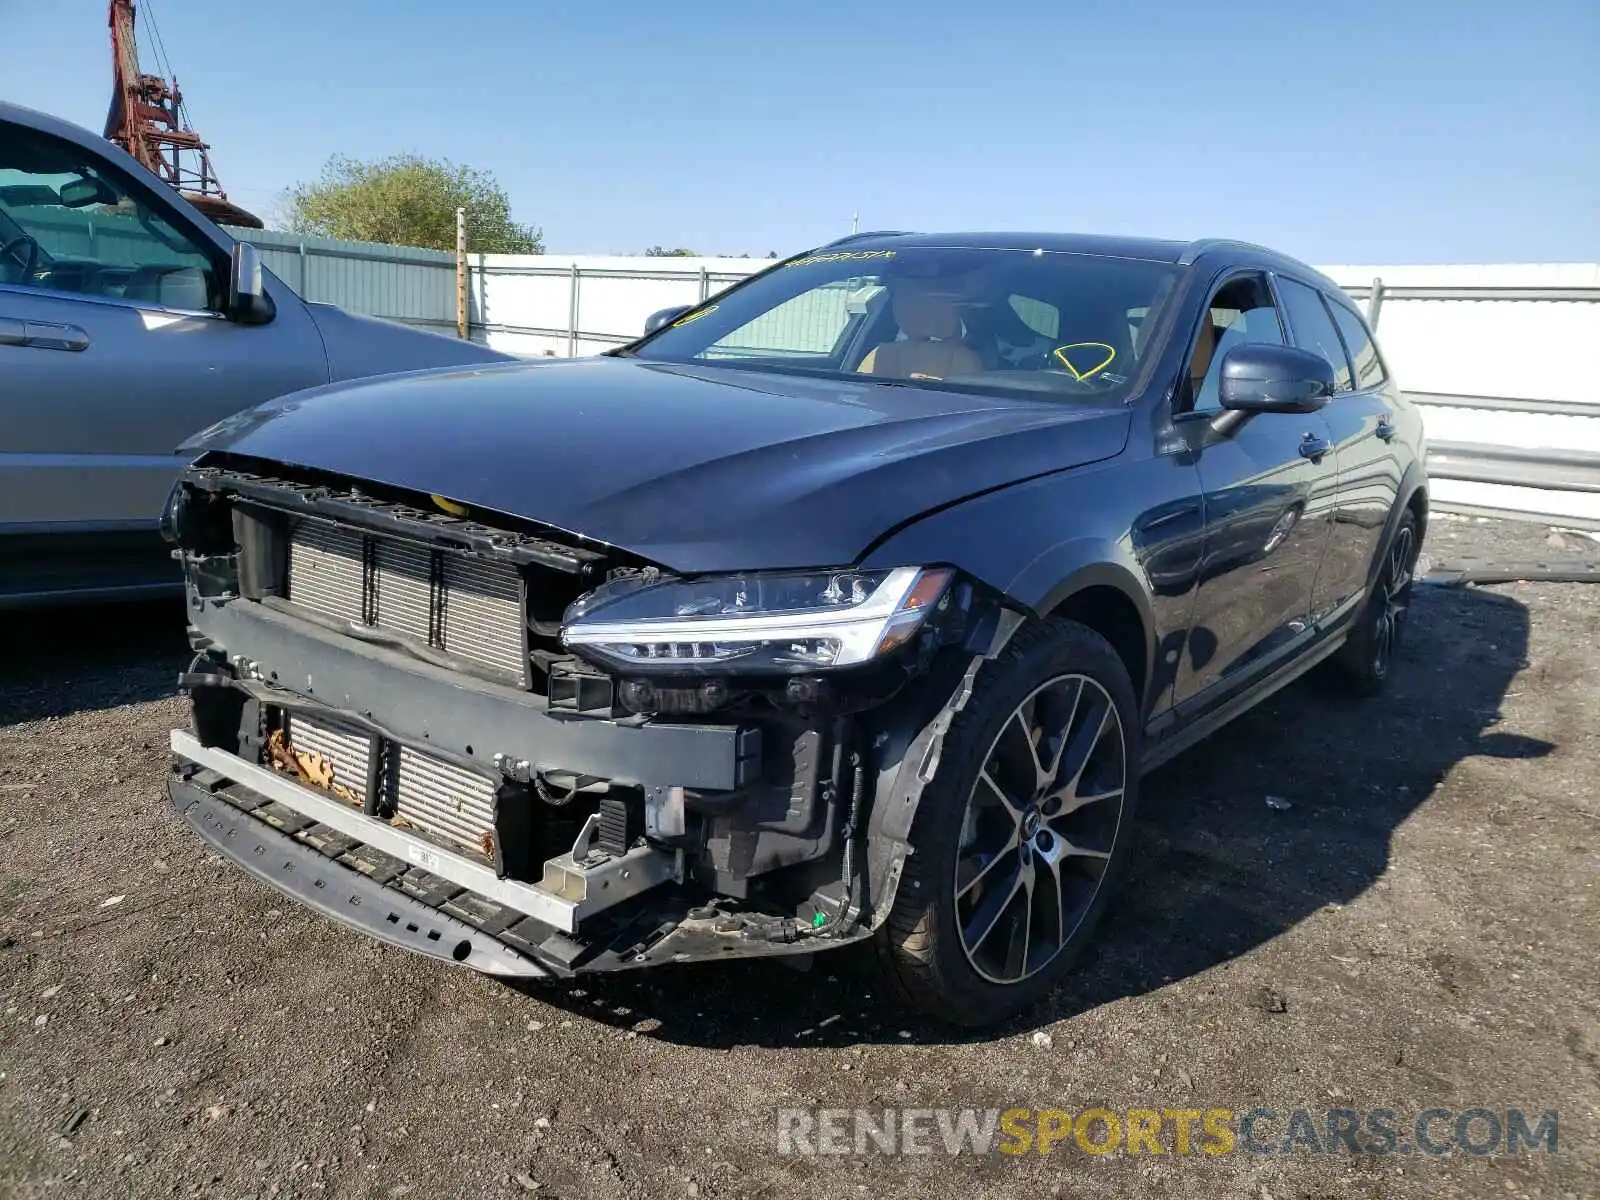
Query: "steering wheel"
0 234 41 282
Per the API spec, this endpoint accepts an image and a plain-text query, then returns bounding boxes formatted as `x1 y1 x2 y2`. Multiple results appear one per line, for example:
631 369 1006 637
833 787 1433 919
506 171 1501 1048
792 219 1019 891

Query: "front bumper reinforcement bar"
169 768 550 978
170 730 676 934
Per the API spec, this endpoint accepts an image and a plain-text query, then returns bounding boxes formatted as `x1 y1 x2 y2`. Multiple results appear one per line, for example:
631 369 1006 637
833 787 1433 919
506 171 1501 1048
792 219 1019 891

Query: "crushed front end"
164 456 988 979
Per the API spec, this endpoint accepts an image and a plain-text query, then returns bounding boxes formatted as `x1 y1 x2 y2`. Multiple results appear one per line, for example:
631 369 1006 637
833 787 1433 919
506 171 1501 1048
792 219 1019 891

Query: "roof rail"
817 230 915 249
1177 237 1283 266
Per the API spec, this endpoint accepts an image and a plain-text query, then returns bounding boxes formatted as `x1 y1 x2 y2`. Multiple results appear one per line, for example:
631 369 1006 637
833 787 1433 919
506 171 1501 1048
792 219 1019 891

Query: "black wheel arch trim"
858 560 1152 932
860 653 986 933
1008 547 1158 700
1368 461 1430 592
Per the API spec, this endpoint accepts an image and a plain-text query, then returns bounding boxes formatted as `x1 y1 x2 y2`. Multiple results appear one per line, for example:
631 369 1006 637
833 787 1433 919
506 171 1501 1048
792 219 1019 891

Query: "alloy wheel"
1372 525 1415 679
953 674 1126 985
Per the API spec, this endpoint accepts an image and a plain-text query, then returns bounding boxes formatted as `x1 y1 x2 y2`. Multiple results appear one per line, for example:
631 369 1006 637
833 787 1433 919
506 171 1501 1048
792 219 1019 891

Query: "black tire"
1326 508 1420 697
872 617 1141 1027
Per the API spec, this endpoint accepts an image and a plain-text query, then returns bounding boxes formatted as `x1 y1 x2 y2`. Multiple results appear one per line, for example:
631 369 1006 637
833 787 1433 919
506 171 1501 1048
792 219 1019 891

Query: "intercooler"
285 518 528 686
284 712 499 860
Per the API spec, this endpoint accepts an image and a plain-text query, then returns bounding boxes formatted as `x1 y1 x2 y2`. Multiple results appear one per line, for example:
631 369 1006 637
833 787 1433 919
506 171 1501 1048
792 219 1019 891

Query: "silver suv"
0 101 512 606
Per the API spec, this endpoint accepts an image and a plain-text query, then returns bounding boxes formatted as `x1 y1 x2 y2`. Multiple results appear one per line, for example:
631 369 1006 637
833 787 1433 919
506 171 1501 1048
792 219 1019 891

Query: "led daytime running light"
561 566 952 670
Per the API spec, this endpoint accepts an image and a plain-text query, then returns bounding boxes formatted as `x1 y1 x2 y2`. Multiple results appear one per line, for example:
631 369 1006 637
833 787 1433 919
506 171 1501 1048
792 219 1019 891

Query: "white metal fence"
227 230 1600 529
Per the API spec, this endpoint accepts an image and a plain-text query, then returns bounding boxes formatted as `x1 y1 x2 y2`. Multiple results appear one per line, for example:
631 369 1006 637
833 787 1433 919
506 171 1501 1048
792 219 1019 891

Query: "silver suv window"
0 123 221 312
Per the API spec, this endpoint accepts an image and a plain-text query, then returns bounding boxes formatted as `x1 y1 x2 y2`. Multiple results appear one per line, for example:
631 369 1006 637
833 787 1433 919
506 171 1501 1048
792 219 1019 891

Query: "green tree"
644 246 697 257
286 154 543 253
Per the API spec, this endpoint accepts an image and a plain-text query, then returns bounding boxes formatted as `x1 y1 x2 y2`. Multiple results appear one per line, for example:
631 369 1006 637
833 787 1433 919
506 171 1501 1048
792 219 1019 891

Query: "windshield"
625 245 1179 403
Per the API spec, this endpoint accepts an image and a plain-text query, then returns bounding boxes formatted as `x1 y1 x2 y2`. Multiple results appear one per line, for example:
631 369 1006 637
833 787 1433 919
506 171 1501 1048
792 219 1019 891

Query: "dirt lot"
1 515 1595 1200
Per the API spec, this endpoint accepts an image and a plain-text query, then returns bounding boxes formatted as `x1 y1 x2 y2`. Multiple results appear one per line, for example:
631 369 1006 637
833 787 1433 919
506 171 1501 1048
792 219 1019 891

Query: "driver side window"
1184 273 1285 413
0 122 222 312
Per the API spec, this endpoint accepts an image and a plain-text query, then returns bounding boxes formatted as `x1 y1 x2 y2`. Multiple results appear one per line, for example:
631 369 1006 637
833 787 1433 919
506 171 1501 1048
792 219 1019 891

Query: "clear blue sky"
7 0 1597 261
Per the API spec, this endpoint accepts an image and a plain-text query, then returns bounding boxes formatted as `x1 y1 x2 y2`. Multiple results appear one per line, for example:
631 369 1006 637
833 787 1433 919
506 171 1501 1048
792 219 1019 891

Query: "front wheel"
872 618 1140 1027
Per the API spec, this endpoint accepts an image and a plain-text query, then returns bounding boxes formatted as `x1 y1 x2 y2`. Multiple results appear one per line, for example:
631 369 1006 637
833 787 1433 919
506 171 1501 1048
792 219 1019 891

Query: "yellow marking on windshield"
1053 342 1117 381
671 304 719 327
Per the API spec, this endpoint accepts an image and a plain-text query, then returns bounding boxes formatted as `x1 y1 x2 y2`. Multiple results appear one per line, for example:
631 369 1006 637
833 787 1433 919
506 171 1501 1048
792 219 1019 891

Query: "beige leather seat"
1188 316 1219 402
858 286 982 381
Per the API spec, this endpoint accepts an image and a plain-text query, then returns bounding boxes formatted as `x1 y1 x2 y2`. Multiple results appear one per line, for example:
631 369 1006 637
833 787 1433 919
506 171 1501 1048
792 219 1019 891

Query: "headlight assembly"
561 566 954 673
159 481 186 545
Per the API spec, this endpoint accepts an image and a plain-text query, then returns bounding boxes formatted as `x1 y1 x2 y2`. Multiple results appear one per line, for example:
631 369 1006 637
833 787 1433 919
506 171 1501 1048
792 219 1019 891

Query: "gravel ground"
1 515 1596 1200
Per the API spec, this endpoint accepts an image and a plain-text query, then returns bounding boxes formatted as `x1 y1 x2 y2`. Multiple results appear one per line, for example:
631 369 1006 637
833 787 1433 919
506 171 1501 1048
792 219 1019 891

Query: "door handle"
1299 432 1331 463
1375 413 1397 441
0 317 89 352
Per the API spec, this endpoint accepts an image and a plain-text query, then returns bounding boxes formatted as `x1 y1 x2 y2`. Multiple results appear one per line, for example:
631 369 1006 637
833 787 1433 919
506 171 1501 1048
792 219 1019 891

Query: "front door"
1171 272 1339 706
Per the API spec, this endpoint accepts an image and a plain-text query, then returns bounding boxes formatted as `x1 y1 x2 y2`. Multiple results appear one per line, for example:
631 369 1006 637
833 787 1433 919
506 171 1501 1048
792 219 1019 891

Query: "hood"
184 356 1131 573
306 303 513 380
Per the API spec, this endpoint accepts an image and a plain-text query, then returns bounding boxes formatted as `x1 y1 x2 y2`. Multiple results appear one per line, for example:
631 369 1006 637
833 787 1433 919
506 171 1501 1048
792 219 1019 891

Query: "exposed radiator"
283 520 365 626
283 712 498 861
284 712 371 804
286 518 528 686
394 745 498 858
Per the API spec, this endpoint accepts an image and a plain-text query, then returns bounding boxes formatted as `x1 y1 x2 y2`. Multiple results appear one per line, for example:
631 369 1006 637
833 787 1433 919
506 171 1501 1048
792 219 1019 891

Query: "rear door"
0 117 326 543
1172 271 1339 707
1274 277 1403 624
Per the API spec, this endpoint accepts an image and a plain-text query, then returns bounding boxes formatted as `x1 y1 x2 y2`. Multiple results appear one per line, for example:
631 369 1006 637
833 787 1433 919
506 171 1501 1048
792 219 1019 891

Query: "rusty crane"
104 0 262 227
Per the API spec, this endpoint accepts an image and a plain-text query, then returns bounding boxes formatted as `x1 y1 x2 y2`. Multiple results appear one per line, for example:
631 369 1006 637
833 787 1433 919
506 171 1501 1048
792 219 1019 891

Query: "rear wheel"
1328 508 1419 696
873 618 1140 1027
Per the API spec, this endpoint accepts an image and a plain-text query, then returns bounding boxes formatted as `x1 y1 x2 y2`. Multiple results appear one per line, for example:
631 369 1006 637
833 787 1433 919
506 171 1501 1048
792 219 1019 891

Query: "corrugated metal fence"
227 227 462 335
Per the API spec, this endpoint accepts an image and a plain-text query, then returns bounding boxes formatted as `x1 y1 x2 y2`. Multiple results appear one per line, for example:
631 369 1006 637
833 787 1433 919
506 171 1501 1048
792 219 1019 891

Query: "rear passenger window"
1276 277 1352 392
1327 300 1386 389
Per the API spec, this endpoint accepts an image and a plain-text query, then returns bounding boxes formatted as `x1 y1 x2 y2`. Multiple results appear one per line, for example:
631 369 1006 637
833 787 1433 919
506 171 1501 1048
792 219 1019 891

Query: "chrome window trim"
0 280 226 321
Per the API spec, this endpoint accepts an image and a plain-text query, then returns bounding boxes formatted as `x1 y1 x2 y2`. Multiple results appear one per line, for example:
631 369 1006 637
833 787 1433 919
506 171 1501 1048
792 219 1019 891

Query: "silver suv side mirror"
228 242 276 325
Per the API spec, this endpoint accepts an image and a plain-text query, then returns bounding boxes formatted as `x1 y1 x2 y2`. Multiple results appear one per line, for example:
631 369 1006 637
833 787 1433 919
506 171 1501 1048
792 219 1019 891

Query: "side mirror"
228 242 276 325
643 304 692 335
1218 343 1334 416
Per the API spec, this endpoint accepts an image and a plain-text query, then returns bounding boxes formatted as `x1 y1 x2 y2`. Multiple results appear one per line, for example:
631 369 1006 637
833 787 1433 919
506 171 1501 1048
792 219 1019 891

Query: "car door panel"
0 113 331 538
1162 270 1338 710
1174 413 1337 705
0 282 326 532
1311 298 1405 620
1313 391 1403 620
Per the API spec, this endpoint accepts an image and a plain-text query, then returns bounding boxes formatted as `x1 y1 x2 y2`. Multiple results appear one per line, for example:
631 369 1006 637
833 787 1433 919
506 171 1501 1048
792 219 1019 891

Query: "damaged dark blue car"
164 233 1427 1025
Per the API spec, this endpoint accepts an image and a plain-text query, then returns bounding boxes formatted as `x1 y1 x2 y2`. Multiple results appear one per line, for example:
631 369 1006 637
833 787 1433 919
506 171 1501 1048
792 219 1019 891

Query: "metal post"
567 264 580 357
455 207 469 339
297 240 308 296
698 266 709 302
1366 276 1385 329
